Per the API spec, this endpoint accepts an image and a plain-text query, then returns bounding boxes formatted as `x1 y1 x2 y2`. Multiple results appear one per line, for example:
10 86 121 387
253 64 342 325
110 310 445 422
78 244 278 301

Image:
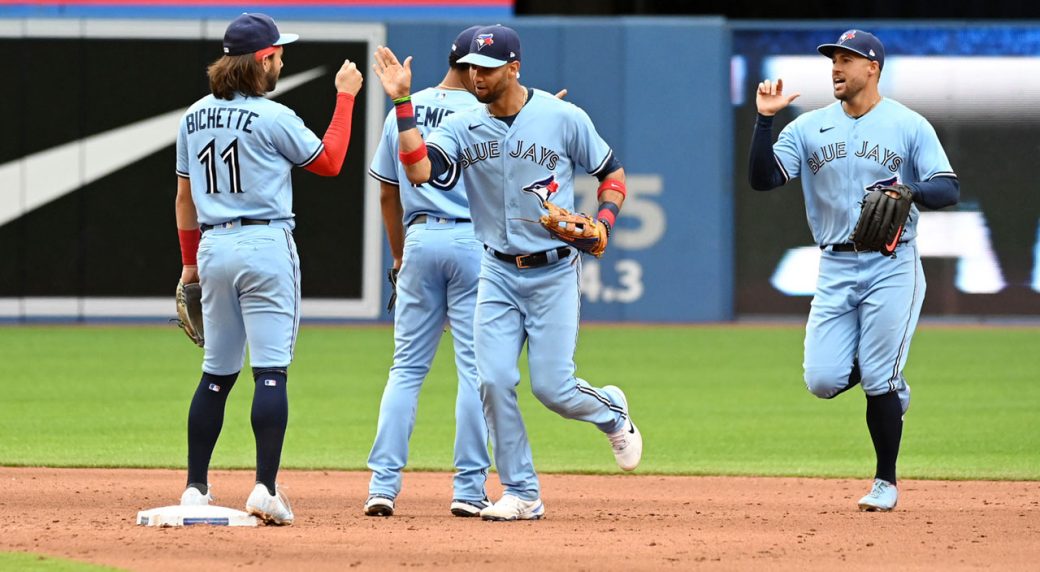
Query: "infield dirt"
1 468 1037 571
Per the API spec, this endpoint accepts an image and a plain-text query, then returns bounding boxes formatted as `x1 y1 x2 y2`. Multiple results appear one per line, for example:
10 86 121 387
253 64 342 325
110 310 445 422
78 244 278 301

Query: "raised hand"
335 59 364 96
756 78 800 117
371 45 413 101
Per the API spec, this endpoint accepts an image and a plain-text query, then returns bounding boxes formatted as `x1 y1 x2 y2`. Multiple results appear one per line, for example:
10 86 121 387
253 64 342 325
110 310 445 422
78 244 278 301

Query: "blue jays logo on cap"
817 29 885 70
458 25 521 68
523 174 559 208
475 33 495 50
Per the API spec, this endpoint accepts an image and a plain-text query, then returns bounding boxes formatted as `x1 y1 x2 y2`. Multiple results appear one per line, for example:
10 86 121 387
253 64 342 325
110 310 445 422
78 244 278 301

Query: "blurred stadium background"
2 1 1037 324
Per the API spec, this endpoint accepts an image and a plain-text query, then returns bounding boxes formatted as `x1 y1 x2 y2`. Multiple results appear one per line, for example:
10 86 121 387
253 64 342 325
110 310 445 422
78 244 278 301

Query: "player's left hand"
372 46 413 101
180 264 199 285
539 201 609 258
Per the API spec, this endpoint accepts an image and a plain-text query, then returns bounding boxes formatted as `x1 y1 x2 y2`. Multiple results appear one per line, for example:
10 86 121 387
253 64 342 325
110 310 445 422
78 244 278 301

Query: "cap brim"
274 33 299 46
457 53 508 68
817 43 869 60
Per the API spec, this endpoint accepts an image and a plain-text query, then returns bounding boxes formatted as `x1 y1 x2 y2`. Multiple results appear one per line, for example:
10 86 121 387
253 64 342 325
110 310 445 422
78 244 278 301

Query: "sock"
866 390 903 485
832 359 862 398
251 367 289 496
187 372 239 488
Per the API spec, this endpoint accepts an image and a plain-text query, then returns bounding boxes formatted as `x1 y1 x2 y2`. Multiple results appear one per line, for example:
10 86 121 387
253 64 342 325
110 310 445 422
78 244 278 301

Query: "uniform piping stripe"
175 169 189 178
773 153 790 184
590 150 614 177
889 244 920 392
297 143 325 168
576 385 626 416
427 142 452 166
283 229 301 360
368 168 398 184
928 172 957 180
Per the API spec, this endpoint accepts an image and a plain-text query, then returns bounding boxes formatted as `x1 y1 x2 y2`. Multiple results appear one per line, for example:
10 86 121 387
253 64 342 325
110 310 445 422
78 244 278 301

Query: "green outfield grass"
0 553 124 571
2 324 1037 480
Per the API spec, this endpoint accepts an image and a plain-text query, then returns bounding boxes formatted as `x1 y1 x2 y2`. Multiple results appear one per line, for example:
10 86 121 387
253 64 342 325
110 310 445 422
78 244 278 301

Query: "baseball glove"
850 184 914 256
386 268 399 313
175 280 204 348
539 201 609 257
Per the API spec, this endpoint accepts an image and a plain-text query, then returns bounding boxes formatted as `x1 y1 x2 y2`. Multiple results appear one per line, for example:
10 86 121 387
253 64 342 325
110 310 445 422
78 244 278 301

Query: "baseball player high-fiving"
372 25 643 522
174 12 362 525
748 29 959 511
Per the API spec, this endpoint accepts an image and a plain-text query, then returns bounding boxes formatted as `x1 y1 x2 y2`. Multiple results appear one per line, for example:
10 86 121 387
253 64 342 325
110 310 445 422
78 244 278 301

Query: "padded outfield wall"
0 16 734 322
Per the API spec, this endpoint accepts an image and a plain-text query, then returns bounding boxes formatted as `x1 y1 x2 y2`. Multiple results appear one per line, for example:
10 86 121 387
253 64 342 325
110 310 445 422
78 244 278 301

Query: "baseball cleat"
858 478 898 512
364 495 395 517
450 498 492 517
480 494 545 521
246 483 294 525
602 385 643 471
179 485 212 506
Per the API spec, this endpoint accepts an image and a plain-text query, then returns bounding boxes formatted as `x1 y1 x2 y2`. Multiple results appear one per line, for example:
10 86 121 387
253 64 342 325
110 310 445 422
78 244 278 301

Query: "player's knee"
530 382 569 413
803 366 852 399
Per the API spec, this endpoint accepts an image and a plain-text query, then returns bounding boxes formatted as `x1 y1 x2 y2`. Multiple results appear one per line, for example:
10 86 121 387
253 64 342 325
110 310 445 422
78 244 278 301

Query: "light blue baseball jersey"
176 94 323 227
369 87 479 222
772 98 955 245
426 88 615 254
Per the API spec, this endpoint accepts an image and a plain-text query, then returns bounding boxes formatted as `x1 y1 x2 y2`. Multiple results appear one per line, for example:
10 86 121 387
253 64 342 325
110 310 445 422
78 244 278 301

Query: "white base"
137 504 258 527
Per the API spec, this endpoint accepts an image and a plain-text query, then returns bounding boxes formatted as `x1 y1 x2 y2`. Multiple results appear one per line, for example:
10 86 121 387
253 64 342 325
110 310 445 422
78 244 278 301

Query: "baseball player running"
748 30 959 511
174 13 363 525
372 25 643 522
363 26 492 519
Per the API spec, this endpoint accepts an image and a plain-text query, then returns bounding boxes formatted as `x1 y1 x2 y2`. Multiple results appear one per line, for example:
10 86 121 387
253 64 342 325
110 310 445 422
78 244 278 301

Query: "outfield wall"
2 14 1038 321
0 17 734 322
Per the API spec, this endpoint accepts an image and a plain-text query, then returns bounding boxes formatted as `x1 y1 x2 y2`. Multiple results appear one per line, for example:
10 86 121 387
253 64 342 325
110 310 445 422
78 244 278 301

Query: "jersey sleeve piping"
774 154 791 184
176 169 189 179
589 149 615 177
427 142 453 165
296 143 325 168
368 168 398 184
928 171 957 180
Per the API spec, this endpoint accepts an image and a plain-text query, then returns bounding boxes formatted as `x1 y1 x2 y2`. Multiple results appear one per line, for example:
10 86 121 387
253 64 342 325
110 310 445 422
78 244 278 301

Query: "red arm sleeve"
304 93 355 176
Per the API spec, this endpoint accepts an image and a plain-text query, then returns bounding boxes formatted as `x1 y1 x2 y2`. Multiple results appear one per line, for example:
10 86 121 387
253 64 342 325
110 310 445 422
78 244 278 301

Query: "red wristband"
179 228 201 266
597 207 617 230
399 144 428 166
395 101 414 119
597 178 627 200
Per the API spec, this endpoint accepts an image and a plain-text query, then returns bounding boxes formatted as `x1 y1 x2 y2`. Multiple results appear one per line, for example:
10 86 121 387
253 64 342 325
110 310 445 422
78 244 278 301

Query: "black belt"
408 214 471 227
823 243 859 252
200 218 270 233
487 246 571 269
822 242 908 253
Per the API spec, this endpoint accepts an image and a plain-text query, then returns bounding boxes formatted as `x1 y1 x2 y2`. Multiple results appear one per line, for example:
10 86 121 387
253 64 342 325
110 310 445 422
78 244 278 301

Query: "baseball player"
363 26 492 519
174 12 363 525
371 25 643 522
748 30 959 511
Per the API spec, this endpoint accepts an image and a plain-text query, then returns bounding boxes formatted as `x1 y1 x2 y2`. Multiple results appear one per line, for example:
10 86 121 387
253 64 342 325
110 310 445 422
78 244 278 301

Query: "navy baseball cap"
451 25 482 60
817 29 885 70
223 13 298 56
458 25 521 68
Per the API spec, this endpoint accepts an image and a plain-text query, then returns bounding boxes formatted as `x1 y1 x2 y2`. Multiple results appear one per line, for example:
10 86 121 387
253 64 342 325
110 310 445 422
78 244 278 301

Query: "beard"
474 81 505 104
265 67 279 92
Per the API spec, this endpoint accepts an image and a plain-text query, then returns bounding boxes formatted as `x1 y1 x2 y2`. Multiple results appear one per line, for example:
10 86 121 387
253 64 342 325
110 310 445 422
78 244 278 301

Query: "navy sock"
251 367 288 496
866 390 903 485
187 372 239 488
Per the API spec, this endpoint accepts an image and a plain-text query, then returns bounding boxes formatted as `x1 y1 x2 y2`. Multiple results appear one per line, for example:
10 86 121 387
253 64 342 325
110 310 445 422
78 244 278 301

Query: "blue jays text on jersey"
771 98 955 246
425 88 616 255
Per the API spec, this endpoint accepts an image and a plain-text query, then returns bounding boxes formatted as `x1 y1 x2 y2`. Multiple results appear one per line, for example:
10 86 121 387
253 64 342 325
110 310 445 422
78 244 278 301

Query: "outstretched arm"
372 46 434 184
749 79 800 191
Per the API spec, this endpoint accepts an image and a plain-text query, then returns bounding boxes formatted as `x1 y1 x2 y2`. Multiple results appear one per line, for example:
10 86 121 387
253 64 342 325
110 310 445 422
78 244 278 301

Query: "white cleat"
858 479 898 512
364 495 395 517
246 483 294 525
480 494 545 521
179 486 212 506
602 385 643 471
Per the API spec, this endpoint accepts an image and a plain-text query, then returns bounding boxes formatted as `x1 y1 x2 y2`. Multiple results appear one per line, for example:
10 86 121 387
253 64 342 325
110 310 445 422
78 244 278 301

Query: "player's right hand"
755 78 800 117
371 46 413 101
335 59 364 96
